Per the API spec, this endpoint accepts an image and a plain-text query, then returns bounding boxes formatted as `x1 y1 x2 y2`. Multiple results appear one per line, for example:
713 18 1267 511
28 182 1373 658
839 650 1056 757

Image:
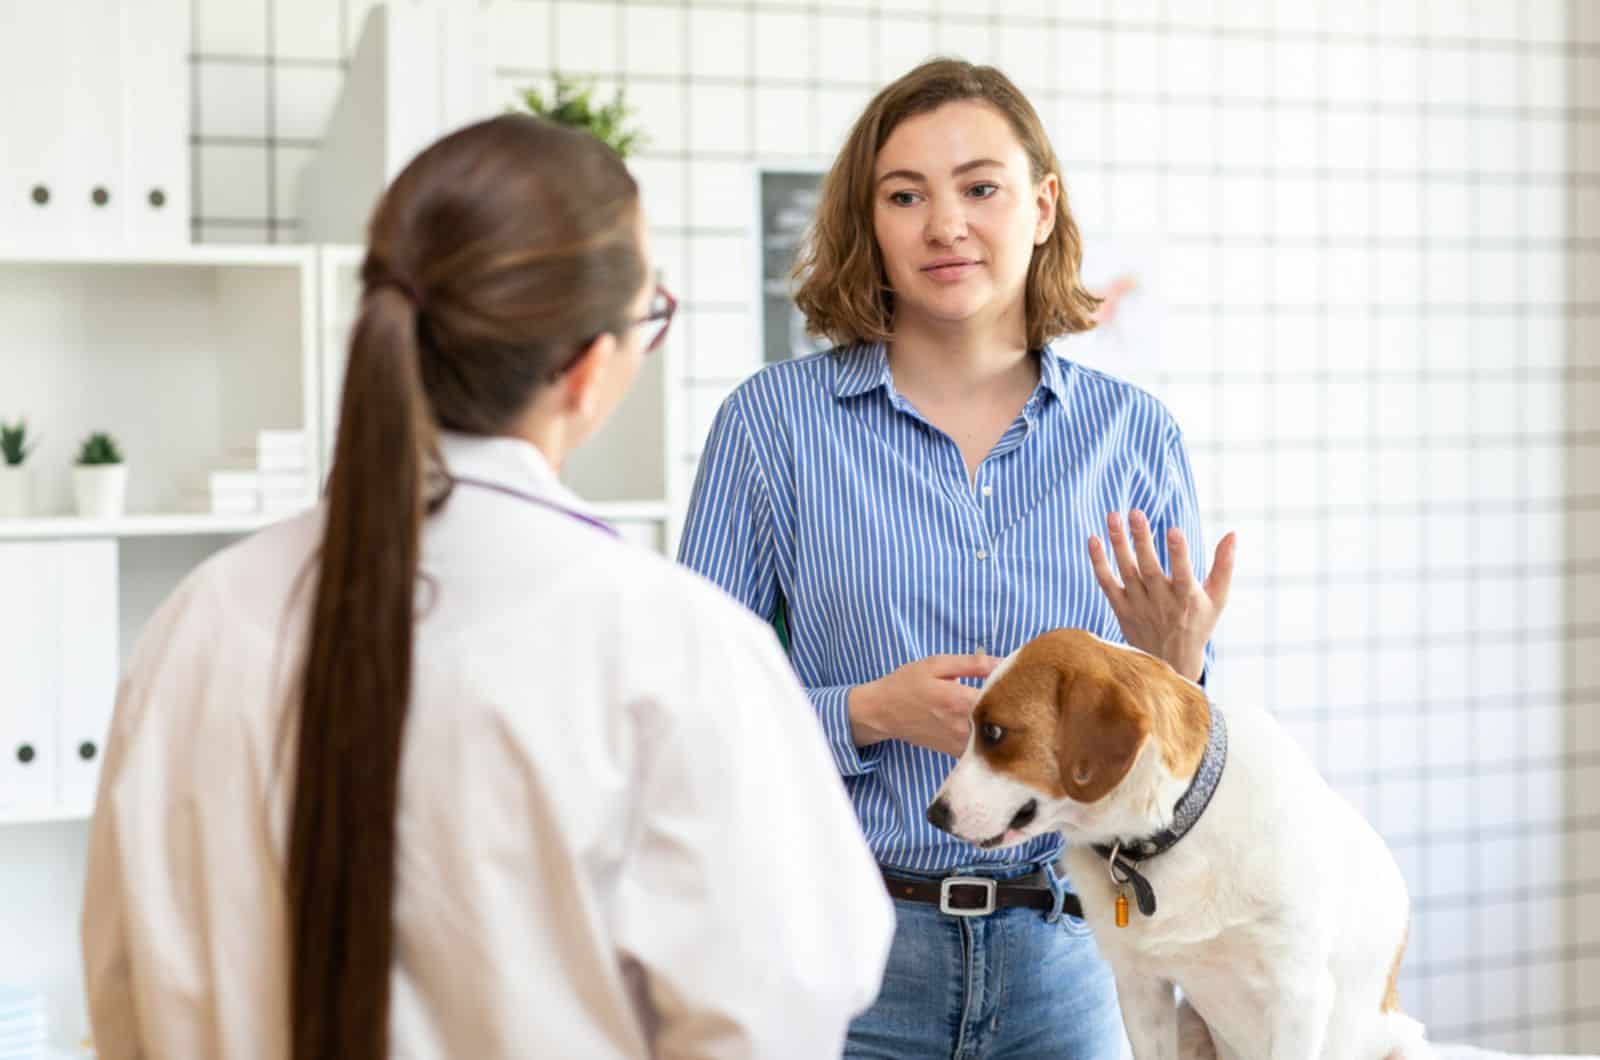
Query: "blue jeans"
845 868 1125 1059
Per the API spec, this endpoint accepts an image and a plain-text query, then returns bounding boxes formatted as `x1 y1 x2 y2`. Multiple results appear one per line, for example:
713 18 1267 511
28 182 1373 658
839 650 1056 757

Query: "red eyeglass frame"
551 283 677 380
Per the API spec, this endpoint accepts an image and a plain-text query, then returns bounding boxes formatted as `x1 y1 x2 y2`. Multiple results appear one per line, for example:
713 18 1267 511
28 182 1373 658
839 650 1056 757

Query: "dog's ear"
1054 675 1148 804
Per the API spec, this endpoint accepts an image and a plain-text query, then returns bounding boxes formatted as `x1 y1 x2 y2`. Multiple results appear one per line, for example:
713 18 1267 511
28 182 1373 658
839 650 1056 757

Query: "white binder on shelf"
0 4 70 249
119 0 189 245
56 540 118 809
0 544 60 811
0 0 188 251
61 0 125 248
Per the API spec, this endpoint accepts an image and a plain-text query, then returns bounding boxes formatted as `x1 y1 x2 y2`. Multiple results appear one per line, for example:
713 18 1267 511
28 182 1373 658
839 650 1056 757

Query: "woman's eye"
888 190 920 207
968 182 999 199
980 722 1005 747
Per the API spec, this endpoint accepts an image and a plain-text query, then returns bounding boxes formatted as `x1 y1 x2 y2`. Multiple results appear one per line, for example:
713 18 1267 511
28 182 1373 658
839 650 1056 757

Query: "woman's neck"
887 310 1036 407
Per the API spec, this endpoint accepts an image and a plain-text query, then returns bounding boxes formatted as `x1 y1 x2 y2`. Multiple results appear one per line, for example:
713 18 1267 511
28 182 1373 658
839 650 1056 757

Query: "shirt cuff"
808 685 884 777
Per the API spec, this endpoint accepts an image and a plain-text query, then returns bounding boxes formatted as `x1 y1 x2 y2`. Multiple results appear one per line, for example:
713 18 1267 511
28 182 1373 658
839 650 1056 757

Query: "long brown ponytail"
287 114 646 1060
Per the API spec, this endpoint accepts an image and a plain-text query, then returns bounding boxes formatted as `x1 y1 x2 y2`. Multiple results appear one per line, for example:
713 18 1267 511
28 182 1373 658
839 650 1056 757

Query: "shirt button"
981 485 993 497
975 644 988 655
976 549 988 561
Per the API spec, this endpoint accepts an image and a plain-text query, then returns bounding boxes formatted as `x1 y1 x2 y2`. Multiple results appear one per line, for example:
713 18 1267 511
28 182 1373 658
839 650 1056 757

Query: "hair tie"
373 275 422 307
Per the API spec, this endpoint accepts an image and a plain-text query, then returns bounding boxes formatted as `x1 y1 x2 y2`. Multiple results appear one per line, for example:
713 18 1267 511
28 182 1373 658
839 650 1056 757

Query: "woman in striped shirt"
679 58 1236 1058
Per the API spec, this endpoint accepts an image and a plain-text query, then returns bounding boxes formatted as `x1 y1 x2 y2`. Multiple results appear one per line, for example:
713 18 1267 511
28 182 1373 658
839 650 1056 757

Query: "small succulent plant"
76 432 123 466
0 419 34 466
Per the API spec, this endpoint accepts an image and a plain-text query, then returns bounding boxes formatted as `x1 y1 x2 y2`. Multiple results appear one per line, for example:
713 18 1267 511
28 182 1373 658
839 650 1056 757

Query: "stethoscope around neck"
444 473 619 539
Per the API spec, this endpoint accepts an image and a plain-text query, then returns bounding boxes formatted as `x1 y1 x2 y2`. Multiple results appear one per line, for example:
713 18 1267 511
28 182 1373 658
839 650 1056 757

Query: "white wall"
166 0 1600 1049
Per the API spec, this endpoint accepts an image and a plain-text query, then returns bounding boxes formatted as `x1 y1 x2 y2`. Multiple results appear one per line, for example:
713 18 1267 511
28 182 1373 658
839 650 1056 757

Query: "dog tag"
1115 891 1129 928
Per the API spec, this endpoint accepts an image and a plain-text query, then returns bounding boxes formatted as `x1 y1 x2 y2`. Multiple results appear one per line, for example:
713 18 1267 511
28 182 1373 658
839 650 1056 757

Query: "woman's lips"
922 260 980 282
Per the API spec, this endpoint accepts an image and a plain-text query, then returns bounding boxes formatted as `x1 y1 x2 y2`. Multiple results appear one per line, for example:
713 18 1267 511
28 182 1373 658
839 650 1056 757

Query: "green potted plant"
514 75 646 159
73 431 126 518
0 418 36 518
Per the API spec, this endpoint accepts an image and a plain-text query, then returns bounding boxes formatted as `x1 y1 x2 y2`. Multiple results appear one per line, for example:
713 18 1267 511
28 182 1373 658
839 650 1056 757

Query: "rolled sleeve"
807 684 883 778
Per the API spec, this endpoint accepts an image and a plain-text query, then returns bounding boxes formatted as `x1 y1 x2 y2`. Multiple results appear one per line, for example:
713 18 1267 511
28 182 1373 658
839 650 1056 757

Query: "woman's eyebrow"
875 158 1006 186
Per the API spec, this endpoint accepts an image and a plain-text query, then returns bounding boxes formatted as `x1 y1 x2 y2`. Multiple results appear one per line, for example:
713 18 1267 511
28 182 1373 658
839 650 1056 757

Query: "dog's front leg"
1266 969 1334 1059
1115 973 1178 1060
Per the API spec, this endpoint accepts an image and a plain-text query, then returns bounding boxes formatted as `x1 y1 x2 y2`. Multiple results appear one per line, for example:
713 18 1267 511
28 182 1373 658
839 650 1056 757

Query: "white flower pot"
0 466 30 518
74 465 128 519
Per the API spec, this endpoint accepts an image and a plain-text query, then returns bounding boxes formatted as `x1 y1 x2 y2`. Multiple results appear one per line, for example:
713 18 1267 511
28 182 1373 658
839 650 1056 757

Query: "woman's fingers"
1204 531 1238 610
1128 510 1167 589
1087 535 1126 610
1106 512 1144 593
923 653 1002 681
1166 526 1198 591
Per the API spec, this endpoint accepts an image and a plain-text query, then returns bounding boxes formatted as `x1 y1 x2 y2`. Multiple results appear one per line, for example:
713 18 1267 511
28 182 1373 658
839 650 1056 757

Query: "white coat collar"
434 430 595 518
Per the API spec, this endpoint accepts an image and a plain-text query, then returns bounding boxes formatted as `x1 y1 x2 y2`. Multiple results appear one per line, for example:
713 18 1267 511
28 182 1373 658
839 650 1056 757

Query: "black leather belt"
882 870 1085 920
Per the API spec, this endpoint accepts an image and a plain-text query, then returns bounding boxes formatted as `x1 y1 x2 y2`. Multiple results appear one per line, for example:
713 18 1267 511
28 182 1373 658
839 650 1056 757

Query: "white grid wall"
189 0 1599 1048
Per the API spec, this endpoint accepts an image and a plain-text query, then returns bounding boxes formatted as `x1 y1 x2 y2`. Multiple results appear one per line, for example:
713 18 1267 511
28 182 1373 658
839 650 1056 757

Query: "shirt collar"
831 340 1073 408
1036 342 1071 405
434 430 594 516
831 341 892 398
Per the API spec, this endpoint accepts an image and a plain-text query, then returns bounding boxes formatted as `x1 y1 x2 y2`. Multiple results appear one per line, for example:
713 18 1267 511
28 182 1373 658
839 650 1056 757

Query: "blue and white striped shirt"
677 341 1210 875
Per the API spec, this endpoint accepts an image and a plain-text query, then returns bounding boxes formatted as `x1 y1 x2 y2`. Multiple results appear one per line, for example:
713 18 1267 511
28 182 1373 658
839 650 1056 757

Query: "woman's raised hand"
1087 509 1236 683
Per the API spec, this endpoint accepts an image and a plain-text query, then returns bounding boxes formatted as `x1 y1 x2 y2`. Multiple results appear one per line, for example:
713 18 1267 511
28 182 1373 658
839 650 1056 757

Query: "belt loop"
1041 859 1068 924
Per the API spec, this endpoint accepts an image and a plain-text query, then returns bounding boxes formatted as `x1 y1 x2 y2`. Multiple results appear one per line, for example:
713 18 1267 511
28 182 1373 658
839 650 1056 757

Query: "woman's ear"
1034 172 1060 246
558 332 619 419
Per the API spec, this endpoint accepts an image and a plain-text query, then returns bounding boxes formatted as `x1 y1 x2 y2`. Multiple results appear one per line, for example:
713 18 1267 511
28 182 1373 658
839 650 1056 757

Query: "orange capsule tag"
1115 892 1130 928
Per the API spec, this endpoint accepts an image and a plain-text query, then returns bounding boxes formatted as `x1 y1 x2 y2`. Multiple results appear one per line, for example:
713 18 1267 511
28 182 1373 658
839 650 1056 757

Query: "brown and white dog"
928 628 1428 1060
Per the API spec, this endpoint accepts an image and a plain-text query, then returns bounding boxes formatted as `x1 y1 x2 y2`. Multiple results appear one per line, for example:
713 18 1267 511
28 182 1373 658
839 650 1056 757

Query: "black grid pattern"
187 0 1599 1048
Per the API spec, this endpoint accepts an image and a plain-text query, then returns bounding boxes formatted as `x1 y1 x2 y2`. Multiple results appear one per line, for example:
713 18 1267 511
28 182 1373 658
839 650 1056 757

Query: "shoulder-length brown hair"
793 58 1099 351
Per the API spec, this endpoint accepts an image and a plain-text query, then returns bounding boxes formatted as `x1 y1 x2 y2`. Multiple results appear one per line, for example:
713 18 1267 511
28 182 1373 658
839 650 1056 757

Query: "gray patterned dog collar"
1090 702 1229 918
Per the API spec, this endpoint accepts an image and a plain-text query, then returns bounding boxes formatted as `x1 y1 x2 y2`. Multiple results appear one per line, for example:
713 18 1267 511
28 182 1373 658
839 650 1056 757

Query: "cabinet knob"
79 741 97 761
91 186 110 207
16 743 35 765
148 187 166 209
29 184 48 206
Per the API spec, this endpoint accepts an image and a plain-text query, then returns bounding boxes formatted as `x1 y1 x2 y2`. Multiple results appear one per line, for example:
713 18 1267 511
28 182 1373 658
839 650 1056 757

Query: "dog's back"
1066 700 1425 1058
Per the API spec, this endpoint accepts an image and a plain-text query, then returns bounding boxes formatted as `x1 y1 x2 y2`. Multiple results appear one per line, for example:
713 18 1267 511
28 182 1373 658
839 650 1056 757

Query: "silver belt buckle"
939 876 997 917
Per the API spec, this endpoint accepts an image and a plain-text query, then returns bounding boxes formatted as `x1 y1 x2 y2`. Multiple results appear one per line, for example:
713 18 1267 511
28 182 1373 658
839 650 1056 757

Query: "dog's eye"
979 722 1006 747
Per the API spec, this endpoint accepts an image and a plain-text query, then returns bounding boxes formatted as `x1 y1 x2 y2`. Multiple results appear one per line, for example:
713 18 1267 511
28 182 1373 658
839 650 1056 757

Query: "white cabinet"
0 0 189 249
0 541 116 815
0 546 62 812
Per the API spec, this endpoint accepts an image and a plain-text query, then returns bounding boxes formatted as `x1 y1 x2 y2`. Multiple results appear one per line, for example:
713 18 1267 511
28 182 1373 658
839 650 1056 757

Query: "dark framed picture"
756 167 832 364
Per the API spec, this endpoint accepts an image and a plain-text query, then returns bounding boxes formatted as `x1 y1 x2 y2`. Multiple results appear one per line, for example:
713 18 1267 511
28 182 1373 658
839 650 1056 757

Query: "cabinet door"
56 540 118 809
0 544 60 810
120 0 188 244
0 4 71 249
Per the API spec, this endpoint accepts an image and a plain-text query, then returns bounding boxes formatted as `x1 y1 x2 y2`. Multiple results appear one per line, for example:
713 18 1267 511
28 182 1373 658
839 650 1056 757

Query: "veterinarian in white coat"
81 116 892 1060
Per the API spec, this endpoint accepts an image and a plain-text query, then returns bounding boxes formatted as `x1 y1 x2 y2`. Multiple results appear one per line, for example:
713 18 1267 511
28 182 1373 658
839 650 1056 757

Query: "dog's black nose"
1009 799 1038 831
926 798 954 833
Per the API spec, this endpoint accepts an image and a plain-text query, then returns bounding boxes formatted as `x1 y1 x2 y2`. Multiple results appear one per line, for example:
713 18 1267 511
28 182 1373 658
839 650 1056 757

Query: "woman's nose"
924 203 967 246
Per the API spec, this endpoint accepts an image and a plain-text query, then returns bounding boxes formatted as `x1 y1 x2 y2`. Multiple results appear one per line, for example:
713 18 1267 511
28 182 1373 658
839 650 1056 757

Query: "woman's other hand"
849 654 1002 758
1087 510 1236 682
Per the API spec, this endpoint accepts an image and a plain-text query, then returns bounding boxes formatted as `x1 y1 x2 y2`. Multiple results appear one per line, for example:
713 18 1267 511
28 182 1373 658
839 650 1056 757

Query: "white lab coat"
81 432 893 1059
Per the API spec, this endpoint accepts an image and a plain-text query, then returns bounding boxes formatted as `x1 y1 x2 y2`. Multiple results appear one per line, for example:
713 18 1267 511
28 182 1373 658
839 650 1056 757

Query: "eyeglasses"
632 283 677 355
551 283 677 380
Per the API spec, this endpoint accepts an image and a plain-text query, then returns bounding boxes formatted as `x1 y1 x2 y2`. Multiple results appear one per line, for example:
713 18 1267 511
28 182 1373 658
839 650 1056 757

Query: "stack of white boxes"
207 430 311 516
0 985 46 1060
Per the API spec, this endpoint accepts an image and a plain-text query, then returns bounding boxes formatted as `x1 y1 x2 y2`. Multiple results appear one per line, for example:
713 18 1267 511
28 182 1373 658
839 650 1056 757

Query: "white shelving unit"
0 239 682 1050
0 245 321 1050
